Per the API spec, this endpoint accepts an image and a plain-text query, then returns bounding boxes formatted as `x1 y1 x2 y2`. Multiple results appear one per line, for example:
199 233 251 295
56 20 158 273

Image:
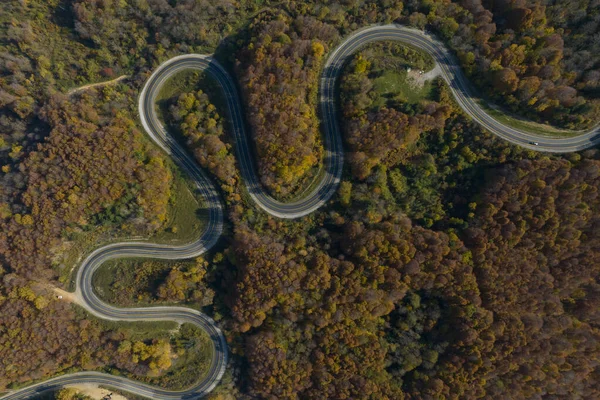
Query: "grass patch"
74 307 178 341
156 323 214 390
92 257 201 308
55 167 207 291
356 41 436 110
150 170 207 244
475 99 581 138
92 258 165 307
371 69 434 108
363 40 435 72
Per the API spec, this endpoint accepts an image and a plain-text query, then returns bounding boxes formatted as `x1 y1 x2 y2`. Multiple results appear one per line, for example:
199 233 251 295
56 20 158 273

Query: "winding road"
4 24 598 400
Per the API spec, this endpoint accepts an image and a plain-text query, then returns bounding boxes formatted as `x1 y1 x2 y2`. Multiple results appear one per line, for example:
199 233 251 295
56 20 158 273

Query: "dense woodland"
234 12 338 197
1 0 600 399
168 88 237 188
211 42 600 397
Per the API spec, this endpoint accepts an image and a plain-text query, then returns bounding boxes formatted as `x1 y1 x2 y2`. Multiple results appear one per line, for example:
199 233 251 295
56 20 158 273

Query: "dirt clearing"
52 287 78 304
406 64 441 89
64 384 128 400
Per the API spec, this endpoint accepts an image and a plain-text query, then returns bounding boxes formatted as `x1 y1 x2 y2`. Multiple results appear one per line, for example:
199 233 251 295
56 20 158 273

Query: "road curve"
344 25 600 153
5 24 597 400
0 59 229 400
137 54 343 219
140 25 600 220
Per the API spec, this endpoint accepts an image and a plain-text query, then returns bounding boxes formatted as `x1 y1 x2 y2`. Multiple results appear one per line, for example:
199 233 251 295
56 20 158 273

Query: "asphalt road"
1 58 229 400
5 24 597 400
344 25 600 152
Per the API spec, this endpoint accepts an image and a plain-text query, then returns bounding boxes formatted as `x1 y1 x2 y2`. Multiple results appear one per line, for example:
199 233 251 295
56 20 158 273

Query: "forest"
213 40 600 398
1 0 600 399
234 12 338 197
